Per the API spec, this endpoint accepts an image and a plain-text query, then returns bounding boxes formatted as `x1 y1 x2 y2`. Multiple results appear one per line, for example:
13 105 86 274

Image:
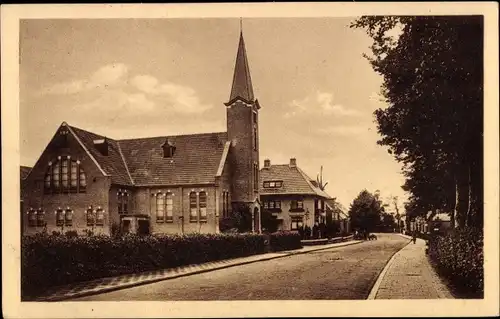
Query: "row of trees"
351 16 483 229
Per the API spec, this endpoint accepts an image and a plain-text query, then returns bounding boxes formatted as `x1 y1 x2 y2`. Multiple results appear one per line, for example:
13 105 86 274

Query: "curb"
367 240 412 300
39 240 363 302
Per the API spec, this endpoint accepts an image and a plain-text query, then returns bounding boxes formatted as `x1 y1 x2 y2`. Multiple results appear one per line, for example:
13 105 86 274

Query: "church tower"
225 29 261 230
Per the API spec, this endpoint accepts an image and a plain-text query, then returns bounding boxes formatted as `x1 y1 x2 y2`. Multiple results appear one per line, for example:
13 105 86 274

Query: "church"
21 31 262 236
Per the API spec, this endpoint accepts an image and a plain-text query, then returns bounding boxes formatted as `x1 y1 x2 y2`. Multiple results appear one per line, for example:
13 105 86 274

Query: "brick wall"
226 100 259 203
22 127 111 236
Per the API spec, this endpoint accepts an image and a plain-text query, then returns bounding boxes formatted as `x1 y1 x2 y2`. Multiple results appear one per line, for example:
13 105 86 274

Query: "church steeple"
228 30 254 103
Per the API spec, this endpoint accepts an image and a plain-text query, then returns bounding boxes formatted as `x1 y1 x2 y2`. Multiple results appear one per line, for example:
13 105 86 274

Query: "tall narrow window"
28 209 37 227
61 159 69 191
96 208 104 226
52 162 61 191
156 193 165 222
199 191 207 222
123 193 128 213
253 126 258 151
166 193 173 222
70 161 78 192
189 192 197 222
87 208 94 226
253 163 259 191
56 208 64 226
36 209 45 227
44 170 51 193
79 167 87 191
65 209 73 226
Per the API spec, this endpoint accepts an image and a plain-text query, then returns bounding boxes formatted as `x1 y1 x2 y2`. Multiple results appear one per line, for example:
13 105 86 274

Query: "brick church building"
21 31 262 236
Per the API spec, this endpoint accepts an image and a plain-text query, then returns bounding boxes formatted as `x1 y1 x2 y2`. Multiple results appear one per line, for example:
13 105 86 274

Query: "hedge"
22 231 301 299
427 227 483 298
269 231 302 251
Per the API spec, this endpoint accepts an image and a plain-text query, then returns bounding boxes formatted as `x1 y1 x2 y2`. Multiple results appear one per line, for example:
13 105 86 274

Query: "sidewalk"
32 239 362 302
371 236 454 299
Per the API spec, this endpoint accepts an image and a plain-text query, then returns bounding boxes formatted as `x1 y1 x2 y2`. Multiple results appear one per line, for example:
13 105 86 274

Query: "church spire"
228 28 254 102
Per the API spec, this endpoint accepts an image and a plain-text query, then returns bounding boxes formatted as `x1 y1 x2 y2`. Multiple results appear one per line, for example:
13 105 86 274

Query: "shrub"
269 231 302 251
21 232 267 299
428 227 483 298
64 230 79 238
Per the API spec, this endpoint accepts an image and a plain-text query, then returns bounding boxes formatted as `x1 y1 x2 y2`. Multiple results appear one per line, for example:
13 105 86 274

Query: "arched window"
44 157 87 194
166 193 173 222
28 208 37 227
56 208 64 226
36 209 45 227
156 193 165 222
86 208 94 226
199 192 207 222
189 192 197 222
65 208 73 226
96 208 104 226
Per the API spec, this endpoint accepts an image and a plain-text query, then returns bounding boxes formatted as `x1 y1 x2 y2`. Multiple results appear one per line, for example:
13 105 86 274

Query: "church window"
118 191 129 214
189 192 198 222
56 208 64 226
253 163 259 191
253 126 258 151
199 192 207 222
65 208 73 226
166 193 174 222
36 209 45 227
96 208 104 226
44 157 87 194
156 193 165 222
28 209 37 227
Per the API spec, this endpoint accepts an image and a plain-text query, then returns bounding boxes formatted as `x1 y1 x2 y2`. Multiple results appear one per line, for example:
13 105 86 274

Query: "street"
75 233 408 301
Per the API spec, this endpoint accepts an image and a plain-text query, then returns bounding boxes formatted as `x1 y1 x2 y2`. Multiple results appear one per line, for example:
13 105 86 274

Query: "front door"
121 219 131 234
137 219 150 235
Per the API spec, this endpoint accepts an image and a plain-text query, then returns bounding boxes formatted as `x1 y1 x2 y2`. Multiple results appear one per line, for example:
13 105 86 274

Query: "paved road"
75 233 408 301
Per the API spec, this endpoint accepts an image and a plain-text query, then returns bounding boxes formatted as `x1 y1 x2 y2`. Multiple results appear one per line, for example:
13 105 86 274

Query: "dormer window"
162 139 176 158
93 138 108 156
263 180 283 188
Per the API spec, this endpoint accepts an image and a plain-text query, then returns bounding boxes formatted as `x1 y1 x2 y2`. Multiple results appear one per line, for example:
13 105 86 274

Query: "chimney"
289 158 297 168
263 159 271 169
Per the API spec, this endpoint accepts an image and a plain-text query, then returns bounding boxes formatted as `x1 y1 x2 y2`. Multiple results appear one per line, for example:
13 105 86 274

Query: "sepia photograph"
2 2 499 318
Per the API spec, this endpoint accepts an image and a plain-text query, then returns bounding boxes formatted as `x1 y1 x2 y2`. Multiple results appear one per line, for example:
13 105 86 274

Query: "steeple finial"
240 17 243 34
228 25 254 103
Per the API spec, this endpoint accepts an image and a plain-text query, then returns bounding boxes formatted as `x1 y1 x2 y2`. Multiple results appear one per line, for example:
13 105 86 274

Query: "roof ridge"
67 123 117 141
66 124 109 177
118 131 227 142
116 141 135 185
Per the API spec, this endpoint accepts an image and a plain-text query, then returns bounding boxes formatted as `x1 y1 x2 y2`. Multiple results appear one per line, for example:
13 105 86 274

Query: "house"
259 158 333 231
21 31 262 236
325 199 350 234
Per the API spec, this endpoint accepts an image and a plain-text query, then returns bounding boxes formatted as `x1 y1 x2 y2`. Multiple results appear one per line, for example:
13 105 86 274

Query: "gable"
23 123 108 184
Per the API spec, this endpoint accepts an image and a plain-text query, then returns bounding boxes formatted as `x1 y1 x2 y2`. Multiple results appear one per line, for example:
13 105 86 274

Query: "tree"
316 166 329 191
348 190 385 232
261 210 279 233
351 16 483 229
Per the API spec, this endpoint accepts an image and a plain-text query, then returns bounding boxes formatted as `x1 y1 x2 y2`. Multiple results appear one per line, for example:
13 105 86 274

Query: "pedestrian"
412 231 417 244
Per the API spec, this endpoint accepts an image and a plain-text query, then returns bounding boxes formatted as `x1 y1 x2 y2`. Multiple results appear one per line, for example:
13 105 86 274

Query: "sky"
19 18 408 211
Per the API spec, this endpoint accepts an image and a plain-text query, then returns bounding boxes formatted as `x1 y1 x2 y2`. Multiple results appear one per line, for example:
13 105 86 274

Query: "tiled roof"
20 166 32 180
259 164 332 199
67 123 228 186
69 125 133 185
119 132 228 186
228 32 254 102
